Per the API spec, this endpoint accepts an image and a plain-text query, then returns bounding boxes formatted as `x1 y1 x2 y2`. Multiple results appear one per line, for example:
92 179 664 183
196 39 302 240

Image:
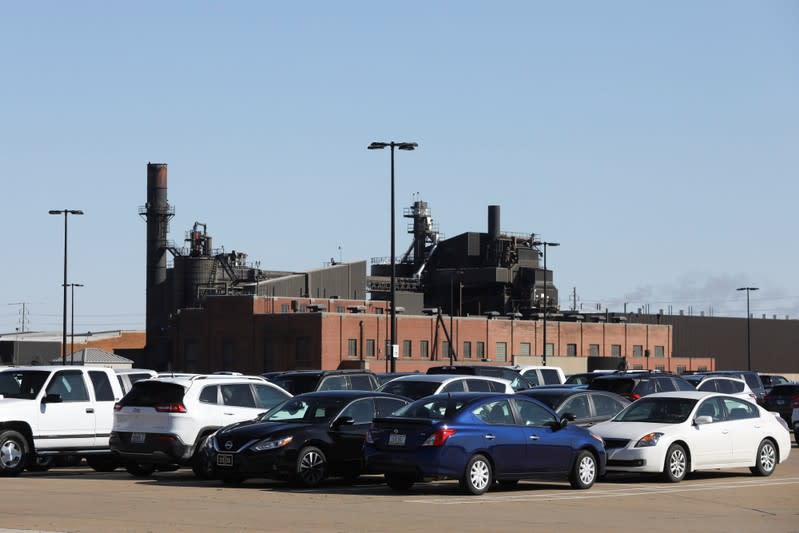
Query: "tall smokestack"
141 163 173 359
488 205 500 242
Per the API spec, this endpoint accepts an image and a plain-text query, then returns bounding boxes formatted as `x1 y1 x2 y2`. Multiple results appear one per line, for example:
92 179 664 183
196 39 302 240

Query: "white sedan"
592 391 791 482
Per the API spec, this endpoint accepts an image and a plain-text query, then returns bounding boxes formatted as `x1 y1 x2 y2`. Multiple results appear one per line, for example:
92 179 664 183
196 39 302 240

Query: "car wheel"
125 461 156 477
750 439 777 476
27 455 54 472
662 443 688 483
460 454 492 495
295 446 327 487
191 451 214 479
0 430 28 477
385 473 415 491
569 450 597 489
86 455 120 472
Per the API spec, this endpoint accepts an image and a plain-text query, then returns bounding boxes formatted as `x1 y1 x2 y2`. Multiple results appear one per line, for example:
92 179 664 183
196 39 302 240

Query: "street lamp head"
736 287 759 292
48 210 63 215
368 142 389 150
69 210 84 215
397 142 418 151
532 241 560 248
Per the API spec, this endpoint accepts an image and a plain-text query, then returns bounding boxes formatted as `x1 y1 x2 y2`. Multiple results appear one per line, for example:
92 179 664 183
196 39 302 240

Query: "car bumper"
363 446 463 480
209 448 298 479
604 446 665 473
110 431 193 465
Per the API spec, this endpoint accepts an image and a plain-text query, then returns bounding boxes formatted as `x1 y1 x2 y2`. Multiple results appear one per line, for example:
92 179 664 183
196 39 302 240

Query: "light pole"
65 283 83 365
49 209 84 365
736 287 759 371
533 241 559 366
368 141 417 372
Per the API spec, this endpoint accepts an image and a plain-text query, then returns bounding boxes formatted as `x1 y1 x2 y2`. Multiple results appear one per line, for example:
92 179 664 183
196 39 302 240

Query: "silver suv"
110 374 291 477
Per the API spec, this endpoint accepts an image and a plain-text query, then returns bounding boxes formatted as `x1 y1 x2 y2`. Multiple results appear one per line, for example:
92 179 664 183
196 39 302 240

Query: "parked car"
375 372 422 385
377 374 514 400
506 365 566 386
593 391 792 482
760 374 790 395
364 392 606 494
110 374 291 477
426 365 534 392
206 391 409 486
114 368 157 394
266 370 380 395
564 371 614 386
761 383 799 426
683 375 757 402
690 371 766 404
587 371 695 401
517 388 630 427
0 366 124 476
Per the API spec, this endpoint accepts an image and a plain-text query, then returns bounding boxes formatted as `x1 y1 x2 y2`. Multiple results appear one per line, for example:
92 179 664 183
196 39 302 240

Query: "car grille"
603 438 630 449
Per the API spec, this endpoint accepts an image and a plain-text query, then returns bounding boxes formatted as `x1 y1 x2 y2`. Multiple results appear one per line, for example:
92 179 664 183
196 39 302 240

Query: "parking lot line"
402 477 799 505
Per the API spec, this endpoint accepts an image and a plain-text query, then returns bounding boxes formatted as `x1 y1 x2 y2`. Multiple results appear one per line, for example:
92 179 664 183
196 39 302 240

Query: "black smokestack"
143 163 172 358
488 205 500 242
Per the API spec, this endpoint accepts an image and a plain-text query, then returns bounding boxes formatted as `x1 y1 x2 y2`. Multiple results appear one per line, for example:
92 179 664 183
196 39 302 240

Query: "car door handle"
484 434 496 440
85 408 94 413
224 413 235 416
529 435 539 441
722 429 729 434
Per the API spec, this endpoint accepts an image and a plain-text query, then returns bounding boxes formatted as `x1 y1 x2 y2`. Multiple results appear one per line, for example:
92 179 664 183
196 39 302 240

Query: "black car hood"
217 420 315 440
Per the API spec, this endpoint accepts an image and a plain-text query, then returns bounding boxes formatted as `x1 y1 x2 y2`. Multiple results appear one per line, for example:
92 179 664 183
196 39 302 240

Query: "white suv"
110 374 291 477
685 375 757 402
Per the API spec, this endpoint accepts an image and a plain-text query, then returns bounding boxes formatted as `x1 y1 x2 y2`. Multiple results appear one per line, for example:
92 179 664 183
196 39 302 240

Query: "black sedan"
518 388 630 427
206 390 409 486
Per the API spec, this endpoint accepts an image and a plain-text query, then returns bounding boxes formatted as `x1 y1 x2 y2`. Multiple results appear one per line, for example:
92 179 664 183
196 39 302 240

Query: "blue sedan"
364 393 606 495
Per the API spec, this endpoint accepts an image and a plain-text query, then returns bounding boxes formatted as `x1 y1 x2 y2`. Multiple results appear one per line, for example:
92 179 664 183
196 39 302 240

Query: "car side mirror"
562 412 577 422
694 415 713 426
42 393 62 404
331 416 354 429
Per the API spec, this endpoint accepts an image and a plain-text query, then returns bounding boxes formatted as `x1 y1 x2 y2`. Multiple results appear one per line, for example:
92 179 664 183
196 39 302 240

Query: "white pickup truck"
0 365 124 476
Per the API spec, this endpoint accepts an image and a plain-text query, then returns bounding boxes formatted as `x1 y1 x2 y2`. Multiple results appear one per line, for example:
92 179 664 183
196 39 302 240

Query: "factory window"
366 339 375 357
519 343 531 356
442 341 450 359
463 341 472 359
184 340 201 372
589 344 600 356
263 339 276 371
376 308 384 314
336 306 345 313
544 343 554 357
402 340 412 358
611 344 622 357
655 346 665 358
655 365 665 372
632 345 643 358
280 304 290 313
222 340 237 370
296 336 311 367
567 344 577 356
477 342 485 359
347 339 358 357
300 305 307 312
697 365 708 372
633 364 644 370
420 340 429 358
495 342 507 362
676 365 687 374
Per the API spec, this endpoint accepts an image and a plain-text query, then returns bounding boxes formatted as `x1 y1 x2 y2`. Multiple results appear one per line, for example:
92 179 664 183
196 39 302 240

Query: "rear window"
540 369 561 385
394 397 469 420
769 384 799 396
349 374 376 391
380 380 440 400
119 381 185 406
270 375 321 395
590 378 636 394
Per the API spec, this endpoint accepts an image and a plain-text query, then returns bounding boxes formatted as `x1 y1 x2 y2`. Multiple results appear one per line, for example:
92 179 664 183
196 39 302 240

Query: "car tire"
125 461 156 477
295 446 327 487
27 455 54 472
662 443 688 483
191 451 214 479
385 473 415 492
569 450 597 489
86 455 120 472
750 439 777 476
0 430 29 477
460 454 492 495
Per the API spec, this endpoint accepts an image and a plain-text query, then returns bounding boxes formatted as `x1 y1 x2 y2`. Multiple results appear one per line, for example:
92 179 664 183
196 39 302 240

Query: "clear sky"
1 1 797 334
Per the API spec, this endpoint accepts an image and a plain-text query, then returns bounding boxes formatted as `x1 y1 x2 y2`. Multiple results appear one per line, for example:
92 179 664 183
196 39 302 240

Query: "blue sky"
1 1 797 333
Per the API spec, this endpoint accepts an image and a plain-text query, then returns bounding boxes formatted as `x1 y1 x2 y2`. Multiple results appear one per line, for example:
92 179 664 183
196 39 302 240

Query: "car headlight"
250 435 293 452
635 432 664 447
590 432 604 446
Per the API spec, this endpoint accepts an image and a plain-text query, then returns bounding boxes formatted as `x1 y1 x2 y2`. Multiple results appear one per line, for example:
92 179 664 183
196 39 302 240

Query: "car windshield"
260 396 348 423
378 380 440 400
392 397 469 420
614 397 698 424
0 370 50 399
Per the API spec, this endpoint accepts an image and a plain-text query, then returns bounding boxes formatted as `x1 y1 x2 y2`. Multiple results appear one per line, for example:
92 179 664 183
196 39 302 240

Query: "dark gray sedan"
518 388 630 427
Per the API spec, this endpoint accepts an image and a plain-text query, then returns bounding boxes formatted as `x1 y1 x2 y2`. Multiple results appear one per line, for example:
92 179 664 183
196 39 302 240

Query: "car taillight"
792 396 799 408
154 403 187 413
628 393 641 401
422 428 457 447
114 403 122 411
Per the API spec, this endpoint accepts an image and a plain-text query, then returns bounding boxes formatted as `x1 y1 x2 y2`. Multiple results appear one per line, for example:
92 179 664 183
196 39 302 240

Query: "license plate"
216 454 233 467
131 432 145 444
777 399 786 405
388 433 406 446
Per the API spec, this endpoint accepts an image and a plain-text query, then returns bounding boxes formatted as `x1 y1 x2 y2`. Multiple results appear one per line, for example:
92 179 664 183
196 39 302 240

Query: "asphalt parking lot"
1 439 798 533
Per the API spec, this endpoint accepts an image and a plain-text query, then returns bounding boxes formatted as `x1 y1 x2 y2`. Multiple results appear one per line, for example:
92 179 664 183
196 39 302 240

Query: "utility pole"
8 302 30 332
572 287 577 311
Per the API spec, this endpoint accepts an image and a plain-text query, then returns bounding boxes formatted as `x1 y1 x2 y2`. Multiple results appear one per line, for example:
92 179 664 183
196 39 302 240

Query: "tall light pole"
49 209 84 365
533 241 559 366
736 287 759 371
65 283 83 365
368 141 417 372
